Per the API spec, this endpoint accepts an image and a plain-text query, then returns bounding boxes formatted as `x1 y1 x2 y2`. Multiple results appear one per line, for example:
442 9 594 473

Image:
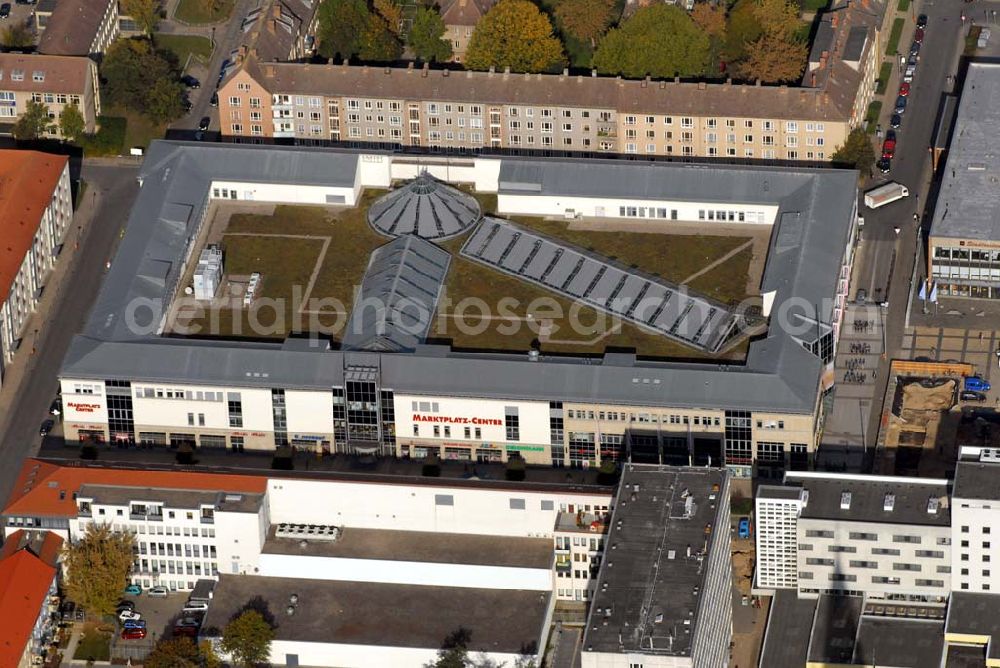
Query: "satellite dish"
184 286 194 295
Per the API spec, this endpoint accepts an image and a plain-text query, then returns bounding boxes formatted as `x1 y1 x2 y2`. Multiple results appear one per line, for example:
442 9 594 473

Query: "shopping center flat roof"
929 62 1000 241
202 574 549 653
62 142 858 415
262 526 552 569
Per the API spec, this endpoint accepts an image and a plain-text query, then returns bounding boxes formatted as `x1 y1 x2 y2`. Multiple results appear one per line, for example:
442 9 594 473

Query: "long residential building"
218 0 887 160
58 141 860 476
0 151 73 386
0 53 101 137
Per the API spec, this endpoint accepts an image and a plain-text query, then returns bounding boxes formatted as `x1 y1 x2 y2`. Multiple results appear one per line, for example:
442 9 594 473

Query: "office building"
0 151 73 386
928 62 1000 300
0 53 102 137
581 466 732 668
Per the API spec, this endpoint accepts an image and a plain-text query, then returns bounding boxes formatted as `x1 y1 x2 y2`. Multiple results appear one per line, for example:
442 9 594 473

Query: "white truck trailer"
864 182 909 209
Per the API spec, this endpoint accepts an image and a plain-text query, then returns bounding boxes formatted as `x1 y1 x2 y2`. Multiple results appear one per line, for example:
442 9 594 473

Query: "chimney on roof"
421 62 429 77
561 68 568 78
726 77 732 85
488 65 495 76
272 2 281 17
697 81 706 90
591 69 597 77
503 66 509 80
407 62 414 73
342 57 349 67
616 75 623 87
443 68 449 77
642 75 649 88
674 76 680 83
267 18 276 33
327 58 334 65
384 66 391 74
755 79 762 86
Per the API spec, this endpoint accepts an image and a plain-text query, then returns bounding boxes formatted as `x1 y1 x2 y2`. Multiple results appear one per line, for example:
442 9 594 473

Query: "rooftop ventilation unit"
981 449 1000 463
840 492 852 510
927 497 940 515
801 490 810 507
276 523 342 542
883 493 895 512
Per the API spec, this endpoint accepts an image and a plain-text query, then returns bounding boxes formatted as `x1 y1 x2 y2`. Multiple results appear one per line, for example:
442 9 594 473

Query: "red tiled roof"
0 549 56 667
3 459 268 519
0 151 69 303
0 529 64 568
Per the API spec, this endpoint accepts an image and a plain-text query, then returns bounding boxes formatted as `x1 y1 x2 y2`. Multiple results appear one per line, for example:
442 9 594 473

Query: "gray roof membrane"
461 218 744 353
367 174 481 240
342 235 451 352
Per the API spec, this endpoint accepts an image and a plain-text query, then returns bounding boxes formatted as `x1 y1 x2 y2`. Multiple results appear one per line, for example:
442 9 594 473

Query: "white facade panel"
950 498 998 594
285 389 334 436
209 181 358 206
267 478 611 537
497 193 779 226
234 387 276 432
582 652 693 668
390 160 480 185
356 153 392 188
215 507 269 576
473 157 503 192
60 379 109 426
258 639 523 668
257 553 552 590
393 394 551 446
131 387 231 431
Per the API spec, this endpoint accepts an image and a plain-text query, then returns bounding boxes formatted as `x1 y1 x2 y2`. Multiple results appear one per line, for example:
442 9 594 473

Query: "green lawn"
799 0 829 12
965 26 983 55
865 100 882 133
885 17 905 56
896 0 910 11
73 624 111 662
155 33 214 68
173 0 234 24
875 61 893 95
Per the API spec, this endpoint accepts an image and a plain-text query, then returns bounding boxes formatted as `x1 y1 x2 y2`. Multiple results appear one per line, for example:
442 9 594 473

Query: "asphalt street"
0 162 139 506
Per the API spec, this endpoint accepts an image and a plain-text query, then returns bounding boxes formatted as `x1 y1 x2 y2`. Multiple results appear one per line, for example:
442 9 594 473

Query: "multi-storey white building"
553 509 608 604
0 151 73 386
951 451 1000 594
756 472 952 602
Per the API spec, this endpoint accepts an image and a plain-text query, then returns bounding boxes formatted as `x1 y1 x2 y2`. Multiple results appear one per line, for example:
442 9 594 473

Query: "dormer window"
32 71 44 82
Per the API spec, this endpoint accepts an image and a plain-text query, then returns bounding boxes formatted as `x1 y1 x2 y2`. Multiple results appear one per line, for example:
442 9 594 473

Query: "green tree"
102 38 181 117
425 628 472 668
63 523 136 618
1 22 34 48
691 1 726 39
753 0 801 38
408 7 452 62
59 103 86 142
464 0 566 74
144 637 201 668
722 0 763 63
832 127 876 174
358 13 402 61
145 77 187 123
317 0 370 59
593 4 710 78
13 100 54 140
553 0 617 45
221 610 274 668
373 0 402 35
120 0 160 36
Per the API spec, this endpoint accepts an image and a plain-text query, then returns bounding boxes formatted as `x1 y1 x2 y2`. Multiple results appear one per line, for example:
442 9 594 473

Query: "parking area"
113 590 202 661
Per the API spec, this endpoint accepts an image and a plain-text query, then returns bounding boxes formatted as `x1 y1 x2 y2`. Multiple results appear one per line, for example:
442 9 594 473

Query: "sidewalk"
0 184 103 437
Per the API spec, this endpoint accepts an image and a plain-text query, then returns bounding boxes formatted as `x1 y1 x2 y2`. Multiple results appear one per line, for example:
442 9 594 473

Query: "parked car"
909 41 921 57
49 398 61 415
209 91 218 107
118 609 141 623
116 600 136 613
886 129 896 143
39 419 54 436
180 75 200 89
894 96 908 114
965 376 992 392
961 390 987 402
121 627 147 640
122 619 146 630
914 27 925 43
903 65 916 83
148 586 169 598
0 4 11 18
182 600 209 613
877 157 891 174
898 82 910 97
883 136 896 154
124 584 142 596
174 624 198 638
890 114 902 129
737 517 751 538
917 13 927 29
908 53 919 67
198 116 210 131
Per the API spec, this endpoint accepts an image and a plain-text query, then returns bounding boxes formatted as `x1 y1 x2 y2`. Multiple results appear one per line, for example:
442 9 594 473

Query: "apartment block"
951 455 1000 594
238 0 320 63
219 59 854 159
0 152 73 387
553 508 609 605
756 472 952 602
0 53 101 136
36 0 122 58
438 0 494 62
0 531 61 668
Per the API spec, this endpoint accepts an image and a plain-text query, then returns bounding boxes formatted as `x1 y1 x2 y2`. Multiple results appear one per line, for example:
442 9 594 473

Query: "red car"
121 627 147 640
898 82 910 97
913 27 924 43
882 138 896 159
